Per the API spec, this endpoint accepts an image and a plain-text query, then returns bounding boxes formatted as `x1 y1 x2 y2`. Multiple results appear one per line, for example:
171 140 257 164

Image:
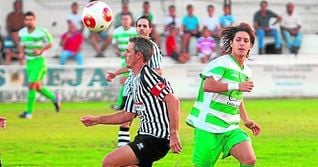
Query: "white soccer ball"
81 1 113 32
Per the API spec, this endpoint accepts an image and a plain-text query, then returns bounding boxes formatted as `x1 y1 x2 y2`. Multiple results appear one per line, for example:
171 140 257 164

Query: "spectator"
4 0 24 65
163 5 181 36
197 27 217 63
67 2 83 32
218 5 236 29
59 20 84 65
136 1 161 46
181 4 200 53
203 5 220 40
114 0 134 28
87 0 112 58
280 2 303 55
89 30 112 57
253 0 282 54
165 26 190 63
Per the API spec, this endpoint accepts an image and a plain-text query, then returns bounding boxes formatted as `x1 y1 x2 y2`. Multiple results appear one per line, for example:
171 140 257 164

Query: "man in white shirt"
203 5 220 41
67 2 83 32
163 5 181 36
280 2 303 55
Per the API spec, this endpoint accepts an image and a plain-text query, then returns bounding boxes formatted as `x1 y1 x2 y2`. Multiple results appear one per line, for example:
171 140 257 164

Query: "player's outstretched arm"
81 111 135 127
164 93 182 154
106 67 129 82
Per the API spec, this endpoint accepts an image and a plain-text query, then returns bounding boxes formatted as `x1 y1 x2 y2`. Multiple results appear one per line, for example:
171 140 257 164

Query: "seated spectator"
67 2 83 32
280 2 303 55
203 5 220 41
4 0 24 65
181 4 200 53
114 0 134 28
136 1 161 46
59 20 84 65
3 35 24 65
163 5 181 36
89 31 111 57
253 0 282 54
165 26 190 63
197 27 217 63
218 5 236 29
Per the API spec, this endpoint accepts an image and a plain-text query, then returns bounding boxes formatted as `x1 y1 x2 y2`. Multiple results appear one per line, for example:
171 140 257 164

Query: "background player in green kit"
111 13 138 111
18 11 61 119
186 23 261 167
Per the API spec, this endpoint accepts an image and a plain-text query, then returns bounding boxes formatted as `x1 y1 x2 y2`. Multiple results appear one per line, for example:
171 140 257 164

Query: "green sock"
26 89 36 114
240 164 254 167
115 85 124 107
40 86 56 102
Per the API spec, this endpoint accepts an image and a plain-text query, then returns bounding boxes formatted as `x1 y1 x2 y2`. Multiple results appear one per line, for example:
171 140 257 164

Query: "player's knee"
240 155 256 165
102 156 116 167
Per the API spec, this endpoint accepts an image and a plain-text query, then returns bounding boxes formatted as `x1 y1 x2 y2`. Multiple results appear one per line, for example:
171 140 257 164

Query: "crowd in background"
0 0 303 65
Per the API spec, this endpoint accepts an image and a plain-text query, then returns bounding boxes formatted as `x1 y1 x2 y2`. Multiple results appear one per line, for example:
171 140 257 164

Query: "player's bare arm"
239 101 261 136
203 76 254 92
81 111 135 127
106 67 129 82
33 43 52 56
164 93 182 154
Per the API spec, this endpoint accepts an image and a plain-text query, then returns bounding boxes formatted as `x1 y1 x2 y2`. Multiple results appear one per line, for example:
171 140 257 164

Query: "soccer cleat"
54 94 61 112
19 111 32 119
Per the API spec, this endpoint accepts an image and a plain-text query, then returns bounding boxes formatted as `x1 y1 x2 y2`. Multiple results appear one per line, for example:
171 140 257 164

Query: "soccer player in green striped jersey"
186 23 261 167
18 11 61 119
111 13 138 111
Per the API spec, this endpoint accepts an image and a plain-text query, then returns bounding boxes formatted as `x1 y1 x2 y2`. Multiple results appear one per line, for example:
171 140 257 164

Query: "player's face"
230 31 253 58
24 16 36 29
124 42 140 69
121 14 132 28
137 19 152 38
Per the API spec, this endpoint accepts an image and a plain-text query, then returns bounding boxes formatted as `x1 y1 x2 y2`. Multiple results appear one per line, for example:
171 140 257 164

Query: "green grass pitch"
1 99 318 166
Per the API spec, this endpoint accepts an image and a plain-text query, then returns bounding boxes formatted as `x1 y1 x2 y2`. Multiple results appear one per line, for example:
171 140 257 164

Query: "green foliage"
1 99 318 166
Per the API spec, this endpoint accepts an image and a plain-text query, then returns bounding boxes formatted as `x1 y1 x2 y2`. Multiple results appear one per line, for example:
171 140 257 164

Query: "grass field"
1 99 318 167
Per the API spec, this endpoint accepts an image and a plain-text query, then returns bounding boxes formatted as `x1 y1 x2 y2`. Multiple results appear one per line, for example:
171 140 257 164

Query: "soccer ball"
81 1 113 32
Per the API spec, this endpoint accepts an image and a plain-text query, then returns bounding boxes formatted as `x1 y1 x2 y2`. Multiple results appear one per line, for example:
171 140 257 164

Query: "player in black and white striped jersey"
106 15 163 147
81 37 182 166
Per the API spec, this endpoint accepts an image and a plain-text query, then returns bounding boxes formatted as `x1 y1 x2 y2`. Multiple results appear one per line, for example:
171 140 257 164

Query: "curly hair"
220 23 255 56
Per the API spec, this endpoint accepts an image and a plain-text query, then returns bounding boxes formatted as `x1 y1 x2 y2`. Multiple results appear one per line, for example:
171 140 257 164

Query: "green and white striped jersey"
186 54 252 133
18 27 53 59
112 26 138 57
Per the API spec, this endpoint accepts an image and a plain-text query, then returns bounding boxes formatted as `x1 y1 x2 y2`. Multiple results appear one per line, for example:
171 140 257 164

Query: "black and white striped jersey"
124 65 173 139
148 39 162 70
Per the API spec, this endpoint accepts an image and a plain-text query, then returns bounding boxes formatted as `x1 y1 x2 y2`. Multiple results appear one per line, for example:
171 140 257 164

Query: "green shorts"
26 57 47 83
193 128 251 167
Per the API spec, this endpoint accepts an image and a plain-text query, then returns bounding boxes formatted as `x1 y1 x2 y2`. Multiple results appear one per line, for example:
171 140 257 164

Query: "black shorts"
128 134 170 167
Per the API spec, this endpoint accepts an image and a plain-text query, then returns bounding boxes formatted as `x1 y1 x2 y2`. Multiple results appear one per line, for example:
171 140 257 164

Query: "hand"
80 115 99 127
33 49 43 56
106 72 117 82
18 52 24 59
0 117 6 128
169 132 182 154
239 81 254 92
244 119 261 136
